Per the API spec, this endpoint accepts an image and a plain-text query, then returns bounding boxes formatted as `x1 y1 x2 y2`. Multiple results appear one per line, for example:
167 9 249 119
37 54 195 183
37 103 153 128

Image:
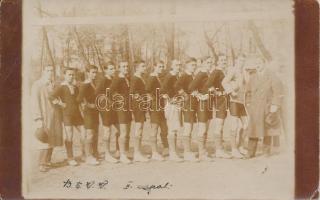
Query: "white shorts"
164 103 182 133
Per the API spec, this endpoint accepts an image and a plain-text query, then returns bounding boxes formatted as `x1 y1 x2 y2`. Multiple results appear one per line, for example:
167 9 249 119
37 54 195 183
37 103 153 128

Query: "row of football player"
31 53 284 172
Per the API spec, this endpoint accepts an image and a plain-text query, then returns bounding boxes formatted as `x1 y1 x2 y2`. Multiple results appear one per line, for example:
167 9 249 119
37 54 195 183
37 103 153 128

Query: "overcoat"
245 68 284 138
31 78 63 148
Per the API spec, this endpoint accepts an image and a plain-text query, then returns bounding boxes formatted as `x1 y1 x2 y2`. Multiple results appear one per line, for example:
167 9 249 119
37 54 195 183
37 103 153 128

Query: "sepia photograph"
22 0 295 199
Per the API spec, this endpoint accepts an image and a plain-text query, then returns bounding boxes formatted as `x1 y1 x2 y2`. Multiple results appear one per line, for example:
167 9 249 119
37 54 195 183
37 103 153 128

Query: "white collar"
105 75 112 80
61 81 74 86
118 74 126 78
134 72 142 78
185 71 193 76
84 79 93 84
170 71 178 76
150 72 158 77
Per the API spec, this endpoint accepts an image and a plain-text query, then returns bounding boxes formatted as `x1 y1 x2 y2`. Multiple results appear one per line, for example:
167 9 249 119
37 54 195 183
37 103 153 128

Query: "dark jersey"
95 76 113 111
130 76 146 96
77 82 98 113
161 72 178 98
189 71 208 94
110 76 130 96
96 76 112 95
175 73 193 94
50 84 81 116
146 75 161 97
146 75 164 110
206 69 225 92
110 76 130 111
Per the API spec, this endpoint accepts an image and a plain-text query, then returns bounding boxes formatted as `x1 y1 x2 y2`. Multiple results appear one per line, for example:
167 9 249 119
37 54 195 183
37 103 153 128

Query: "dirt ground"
23 115 294 200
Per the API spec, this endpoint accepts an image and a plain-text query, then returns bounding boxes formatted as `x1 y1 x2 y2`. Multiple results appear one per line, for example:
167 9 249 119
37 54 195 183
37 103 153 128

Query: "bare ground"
23 117 294 200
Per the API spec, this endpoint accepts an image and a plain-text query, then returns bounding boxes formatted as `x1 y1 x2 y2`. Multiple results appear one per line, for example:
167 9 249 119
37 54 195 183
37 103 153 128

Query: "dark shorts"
133 110 146 123
149 110 165 125
116 110 132 124
83 111 99 129
229 102 247 117
197 100 209 123
182 96 197 123
63 114 83 126
183 110 197 123
100 110 118 126
214 95 228 119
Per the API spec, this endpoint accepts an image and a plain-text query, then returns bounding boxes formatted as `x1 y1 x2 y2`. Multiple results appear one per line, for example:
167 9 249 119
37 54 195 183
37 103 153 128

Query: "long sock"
252 138 258 156
116 135 120 151
247 138 255 157
84 140 92 157
119 137 127 154
46 148 53 163
160 133 169 149
125 134 130 152
214 134 222 151
92 134 99 157
80 139 86 157
65 141 73 159
39 149 48 166
105 139 111 156
134 137 141 154
203 132 208 146
159 121 169 148
247 138 258 157
183 136 191 153
168 135 176 154
263 136 271 154
149 136 157 153
237 128 244 148
197 137 205 156
230 130 237 150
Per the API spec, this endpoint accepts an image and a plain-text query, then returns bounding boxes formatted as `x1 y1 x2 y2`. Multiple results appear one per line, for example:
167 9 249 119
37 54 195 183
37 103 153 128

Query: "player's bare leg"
183 123 197 161
229 116 243 159
118 124 131 164
103 126 119 163
133 122 149 162
65 126 78 166
213 118 231 158
150 123 164 161
197 122 213 161
84 129 99 165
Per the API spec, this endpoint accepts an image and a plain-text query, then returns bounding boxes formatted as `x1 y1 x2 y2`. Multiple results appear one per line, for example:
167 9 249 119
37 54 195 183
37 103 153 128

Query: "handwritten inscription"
63 179 109 190
63 179 173 194
123 181 173 195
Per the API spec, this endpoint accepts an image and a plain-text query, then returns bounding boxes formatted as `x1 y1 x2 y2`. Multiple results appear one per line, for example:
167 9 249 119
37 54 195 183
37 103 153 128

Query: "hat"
35 127 48 143
265 112 281 129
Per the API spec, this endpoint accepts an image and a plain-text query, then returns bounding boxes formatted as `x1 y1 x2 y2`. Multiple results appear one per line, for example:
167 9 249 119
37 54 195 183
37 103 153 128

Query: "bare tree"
203 23 225 62
73 27 90 68
248 20 272 61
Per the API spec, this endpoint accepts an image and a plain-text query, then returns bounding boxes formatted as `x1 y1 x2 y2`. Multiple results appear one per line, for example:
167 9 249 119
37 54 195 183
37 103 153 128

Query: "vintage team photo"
22 0 294 199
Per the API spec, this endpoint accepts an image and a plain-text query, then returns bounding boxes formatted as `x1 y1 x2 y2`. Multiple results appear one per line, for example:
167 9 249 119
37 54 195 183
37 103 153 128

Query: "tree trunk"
166 23 175 68
73 27 90 68
93 43 103 71
204 30 218 62
111 36 117 63
248 20 272 61
66 37 70 67
42 27 56 78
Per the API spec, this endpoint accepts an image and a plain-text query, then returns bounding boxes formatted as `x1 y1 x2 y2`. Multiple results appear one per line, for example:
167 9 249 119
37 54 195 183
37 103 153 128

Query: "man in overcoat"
244 56 283 158
31 65 63 172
